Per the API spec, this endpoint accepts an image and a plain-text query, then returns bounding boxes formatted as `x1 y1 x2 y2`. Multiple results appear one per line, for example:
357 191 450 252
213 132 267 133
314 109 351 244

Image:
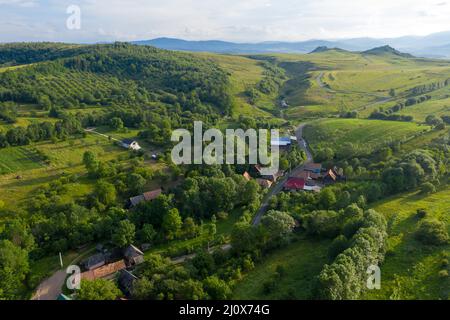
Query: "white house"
121 139 142 151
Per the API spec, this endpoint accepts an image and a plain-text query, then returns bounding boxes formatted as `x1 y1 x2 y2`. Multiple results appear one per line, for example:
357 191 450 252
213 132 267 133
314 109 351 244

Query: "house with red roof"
284 178 306 191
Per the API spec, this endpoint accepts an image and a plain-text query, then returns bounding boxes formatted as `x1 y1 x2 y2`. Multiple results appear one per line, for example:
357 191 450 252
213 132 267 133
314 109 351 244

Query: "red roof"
143 189 162 201
81 260 127 281
243 172 252 181
285 178 305 190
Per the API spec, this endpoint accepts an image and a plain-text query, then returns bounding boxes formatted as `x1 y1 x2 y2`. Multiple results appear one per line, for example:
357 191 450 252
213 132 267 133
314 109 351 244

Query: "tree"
162 208 182 240
182 217 200 239
83 151 98 175
420 182 436 195
77 279 121 300
109 117 124 130
203 217 217 250
328 235 349 260
138 224 157 244
389 89 396 97
416 220 449 246
203 276 232 300
126 173 146 195
112 220 136 247
0 240 29 299
191 250 215 278
261 210 296 245
95 180 117 206
425 114 443 127
319 189 337 209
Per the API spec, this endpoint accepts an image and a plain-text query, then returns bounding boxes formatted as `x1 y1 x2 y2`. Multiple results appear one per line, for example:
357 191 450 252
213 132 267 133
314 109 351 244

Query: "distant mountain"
133 31 450 58
362 45 414 58
309 46 349 54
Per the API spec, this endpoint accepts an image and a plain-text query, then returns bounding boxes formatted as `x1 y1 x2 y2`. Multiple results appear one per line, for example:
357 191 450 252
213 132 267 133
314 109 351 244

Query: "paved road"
252 124 313 226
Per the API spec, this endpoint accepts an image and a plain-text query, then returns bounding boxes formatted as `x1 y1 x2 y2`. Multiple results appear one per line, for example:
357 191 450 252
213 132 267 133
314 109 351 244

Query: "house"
256 178 273 189
271 137 292 150
323 169 338 185
124 244 145 266
118 270 138 297
254 165 284 182
143 189 162 201
304 185 322 193
128 188 163 208
284 178 305 191
83 253 106 271
242 171 252 181
304 163 322 174
129 195 145 208
323 168 346 185
81 260 127 281
121 139 142 151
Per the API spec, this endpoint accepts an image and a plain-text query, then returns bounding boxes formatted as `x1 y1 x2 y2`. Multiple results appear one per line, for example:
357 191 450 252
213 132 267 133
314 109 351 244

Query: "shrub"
416 209 427 219
438 270 448 278
416 220 449 246
420 182 436 195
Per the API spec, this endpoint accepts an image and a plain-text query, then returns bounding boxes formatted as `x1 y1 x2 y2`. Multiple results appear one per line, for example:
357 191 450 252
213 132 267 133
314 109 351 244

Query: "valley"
0 42 448 301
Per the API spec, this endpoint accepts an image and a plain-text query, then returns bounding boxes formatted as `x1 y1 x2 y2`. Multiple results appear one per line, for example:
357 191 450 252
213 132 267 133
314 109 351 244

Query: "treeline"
408 78 450 96
368 111 413 122
317 208 387 299
369 94 432 122
0 115 82 148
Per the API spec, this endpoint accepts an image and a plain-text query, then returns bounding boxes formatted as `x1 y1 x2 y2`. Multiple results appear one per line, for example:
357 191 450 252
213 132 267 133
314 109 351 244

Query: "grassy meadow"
365 187 450 300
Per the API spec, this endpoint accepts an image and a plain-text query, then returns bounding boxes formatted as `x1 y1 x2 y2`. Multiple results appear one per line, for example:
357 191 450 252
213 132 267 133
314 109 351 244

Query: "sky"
2 0 450 43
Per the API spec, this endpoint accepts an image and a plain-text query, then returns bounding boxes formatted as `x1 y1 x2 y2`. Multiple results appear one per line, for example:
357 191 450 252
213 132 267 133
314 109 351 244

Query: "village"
57 132 345 300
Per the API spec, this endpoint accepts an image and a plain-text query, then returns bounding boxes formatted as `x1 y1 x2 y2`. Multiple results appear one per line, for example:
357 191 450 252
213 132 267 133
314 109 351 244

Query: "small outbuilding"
124 244 145 266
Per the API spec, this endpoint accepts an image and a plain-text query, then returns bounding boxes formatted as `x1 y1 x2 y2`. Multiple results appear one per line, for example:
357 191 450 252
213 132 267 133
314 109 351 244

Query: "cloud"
2 0 450 42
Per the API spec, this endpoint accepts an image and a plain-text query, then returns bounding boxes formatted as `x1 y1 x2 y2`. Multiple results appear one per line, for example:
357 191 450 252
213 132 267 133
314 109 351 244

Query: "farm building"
128 188 162 208
254 165 285 182
284 178 306 191
121 139 142 151
304 163 322 174
118 270 139 297
124 244 145 266
243 171 252 181
81 260 127 281
271 137 292 147
83 253 106 271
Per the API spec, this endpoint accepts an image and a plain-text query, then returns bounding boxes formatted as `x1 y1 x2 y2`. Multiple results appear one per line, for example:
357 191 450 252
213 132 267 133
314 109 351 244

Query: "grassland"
365 187 450 300
303 118 430 157
269 50 450 118
232 238 331 300
0 146 44 174
0 134 129 210
199 53 274 119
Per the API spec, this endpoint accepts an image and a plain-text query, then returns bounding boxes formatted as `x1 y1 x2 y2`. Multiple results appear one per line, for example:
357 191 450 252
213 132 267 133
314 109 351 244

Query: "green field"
0 146 44 174
0 134 129 210
232 238 331 300
269 50 450 118
365 187 450 300
303 118 430 157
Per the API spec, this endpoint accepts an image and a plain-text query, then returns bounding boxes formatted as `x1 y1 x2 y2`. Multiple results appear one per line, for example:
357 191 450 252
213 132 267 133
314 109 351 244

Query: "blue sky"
2 0 450 43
